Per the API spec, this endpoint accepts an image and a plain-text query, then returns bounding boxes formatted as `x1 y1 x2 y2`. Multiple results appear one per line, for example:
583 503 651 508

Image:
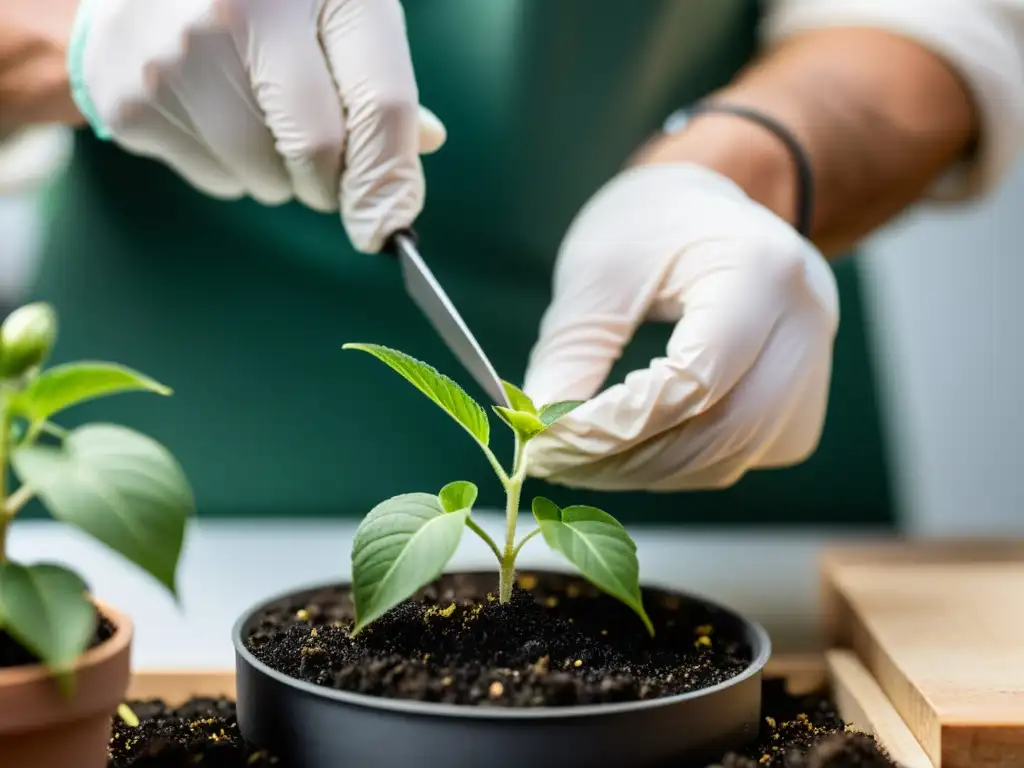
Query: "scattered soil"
108 698 279 767
243 571 754 706
712 678 896 767
105 679 897 767
0 611 114 669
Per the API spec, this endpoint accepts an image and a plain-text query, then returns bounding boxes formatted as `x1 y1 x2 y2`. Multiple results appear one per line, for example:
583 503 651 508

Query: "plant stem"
512 527 541 560
497 436 527 603
0 393 9 562
3 485 33 517
466 518 502 562
478 442 509 486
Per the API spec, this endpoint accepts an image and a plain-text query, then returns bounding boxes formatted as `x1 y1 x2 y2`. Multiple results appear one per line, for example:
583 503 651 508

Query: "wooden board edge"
827 650 934 768
835 578 944 765
127 669 236 703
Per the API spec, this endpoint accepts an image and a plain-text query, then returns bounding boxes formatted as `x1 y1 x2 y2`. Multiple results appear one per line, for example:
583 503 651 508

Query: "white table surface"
9 515 895 669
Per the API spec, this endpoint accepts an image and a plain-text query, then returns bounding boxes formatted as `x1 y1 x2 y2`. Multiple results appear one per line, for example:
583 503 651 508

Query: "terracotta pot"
0 599 133 768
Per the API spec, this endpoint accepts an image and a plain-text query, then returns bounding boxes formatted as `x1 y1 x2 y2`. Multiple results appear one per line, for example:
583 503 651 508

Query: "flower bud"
0 302 58 379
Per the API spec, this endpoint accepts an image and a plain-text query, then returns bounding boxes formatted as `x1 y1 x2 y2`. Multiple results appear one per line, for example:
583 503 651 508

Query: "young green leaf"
501 381 537 415
532 497 653 635
538 400 585 426
351 492 468 634
11 424 194 596
439 480 478 513
0 562 96 679
493 406 546 440
0 302 57 379
343 343 490 446
11 361 171 427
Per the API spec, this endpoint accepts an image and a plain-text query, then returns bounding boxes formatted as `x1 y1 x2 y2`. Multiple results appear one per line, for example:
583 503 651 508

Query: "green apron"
29 0 894 527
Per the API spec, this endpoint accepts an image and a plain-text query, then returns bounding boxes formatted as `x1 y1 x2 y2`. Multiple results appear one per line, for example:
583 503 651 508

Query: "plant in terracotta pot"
233 343 770 768
0 302 194 768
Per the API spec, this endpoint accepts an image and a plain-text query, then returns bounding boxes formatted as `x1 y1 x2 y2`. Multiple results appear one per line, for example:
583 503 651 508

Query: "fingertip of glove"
418 106 447 155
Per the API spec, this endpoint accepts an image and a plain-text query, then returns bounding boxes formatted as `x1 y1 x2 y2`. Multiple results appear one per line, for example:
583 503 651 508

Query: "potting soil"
105 679 897 767
243 577 753 706
0 612 114 668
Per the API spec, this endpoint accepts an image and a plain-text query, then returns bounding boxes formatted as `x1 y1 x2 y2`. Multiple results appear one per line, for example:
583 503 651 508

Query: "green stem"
512 527 541 560
3 485 33 517
466 518 502 562
30 420 67 443
478 442 509 486
498 436 528 603
0 393 9 563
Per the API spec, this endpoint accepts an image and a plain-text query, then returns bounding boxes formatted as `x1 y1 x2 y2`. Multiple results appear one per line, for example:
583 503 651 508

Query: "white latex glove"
522 164 840 491
70 0 446 252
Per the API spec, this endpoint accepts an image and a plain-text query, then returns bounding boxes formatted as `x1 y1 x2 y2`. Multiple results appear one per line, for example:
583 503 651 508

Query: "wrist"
630 108 801 231
0 0 84 132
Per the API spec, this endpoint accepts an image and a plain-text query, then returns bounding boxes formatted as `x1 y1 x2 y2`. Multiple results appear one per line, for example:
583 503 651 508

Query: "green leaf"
493 406 547 440
501 381 536 414
343 343 490 446
0 562 96 681
531 497 653 635
439 480 478 513
532 496 561 523
538 400 585 426
12 362 171 426
0 302 57 380
351 493 468 633
11 424 194 596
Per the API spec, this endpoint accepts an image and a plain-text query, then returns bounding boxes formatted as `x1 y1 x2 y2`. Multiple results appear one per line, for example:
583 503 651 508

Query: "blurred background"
2 123 1021 667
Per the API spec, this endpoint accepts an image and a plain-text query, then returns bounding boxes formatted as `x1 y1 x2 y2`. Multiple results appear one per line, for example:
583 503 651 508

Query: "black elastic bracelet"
684 101 815 237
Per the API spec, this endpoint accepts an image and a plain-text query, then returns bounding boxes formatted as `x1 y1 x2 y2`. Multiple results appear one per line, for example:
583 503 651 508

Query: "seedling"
0 302 194 692
343 343 653 636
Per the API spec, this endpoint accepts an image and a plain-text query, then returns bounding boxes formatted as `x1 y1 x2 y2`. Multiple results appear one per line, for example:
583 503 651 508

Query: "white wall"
860 159 1024 536
0 126 72 305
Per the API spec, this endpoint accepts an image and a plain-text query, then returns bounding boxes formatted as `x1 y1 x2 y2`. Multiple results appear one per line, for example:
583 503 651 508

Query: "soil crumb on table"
106 680 897 767
710 679 896 767
108 698 279 767
243 574 754 707
0 612 114 669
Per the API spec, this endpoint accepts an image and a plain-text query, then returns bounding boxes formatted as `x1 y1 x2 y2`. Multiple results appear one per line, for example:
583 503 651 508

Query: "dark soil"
106 679 897 767
713 678 896 768
0 611 115 668
243 571 754 706
108 697 280 767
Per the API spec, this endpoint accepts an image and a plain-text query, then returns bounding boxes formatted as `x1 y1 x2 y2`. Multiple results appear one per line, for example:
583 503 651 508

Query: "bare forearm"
0 0 82 133
636 28 979 256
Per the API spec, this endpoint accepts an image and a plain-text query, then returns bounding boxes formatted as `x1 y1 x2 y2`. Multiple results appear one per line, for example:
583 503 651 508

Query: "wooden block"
127 669 236 705
828 649 934 768
766 653 827 695
822 541 1024 768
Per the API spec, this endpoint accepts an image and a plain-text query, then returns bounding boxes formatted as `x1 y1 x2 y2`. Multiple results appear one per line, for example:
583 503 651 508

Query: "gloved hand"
522 163 840 491
69 0 445 252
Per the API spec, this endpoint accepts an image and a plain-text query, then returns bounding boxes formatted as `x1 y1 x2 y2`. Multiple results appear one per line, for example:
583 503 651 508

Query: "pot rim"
232 567 771 720
0 596 133 687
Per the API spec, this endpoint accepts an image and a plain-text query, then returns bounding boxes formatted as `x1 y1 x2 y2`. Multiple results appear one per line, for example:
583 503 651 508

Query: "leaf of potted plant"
233 343 770 768
0 302 194 768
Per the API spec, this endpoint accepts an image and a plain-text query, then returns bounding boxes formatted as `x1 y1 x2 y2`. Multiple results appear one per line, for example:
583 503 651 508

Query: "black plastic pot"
232 570 771 768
